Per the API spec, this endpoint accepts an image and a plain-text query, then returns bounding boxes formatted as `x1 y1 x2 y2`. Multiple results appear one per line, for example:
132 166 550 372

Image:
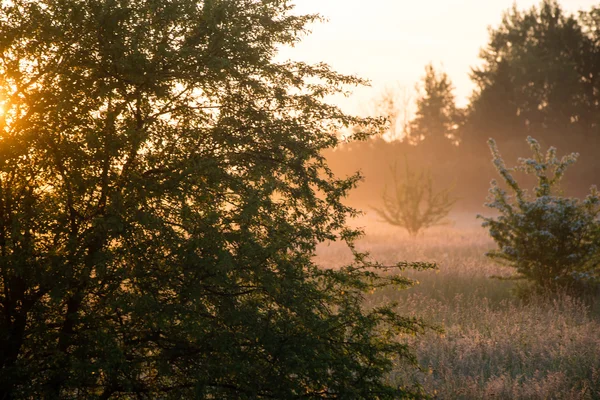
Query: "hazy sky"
277 0 599 115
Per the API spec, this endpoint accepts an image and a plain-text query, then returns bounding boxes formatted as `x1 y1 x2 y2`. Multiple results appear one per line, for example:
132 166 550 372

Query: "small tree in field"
480 137 600 290
372 162 456 236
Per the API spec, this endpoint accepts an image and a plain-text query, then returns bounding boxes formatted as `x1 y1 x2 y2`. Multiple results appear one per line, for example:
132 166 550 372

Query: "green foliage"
409 64 462 145
372 162 456 237
0 0 433 398
466 0 600 144
480 137 600 290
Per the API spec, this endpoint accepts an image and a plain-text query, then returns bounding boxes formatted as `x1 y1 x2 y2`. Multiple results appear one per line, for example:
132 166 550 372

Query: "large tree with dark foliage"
0 0 432 398
464 0 600 147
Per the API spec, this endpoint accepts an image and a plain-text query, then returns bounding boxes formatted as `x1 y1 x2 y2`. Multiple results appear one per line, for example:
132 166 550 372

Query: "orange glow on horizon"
278 0 600 117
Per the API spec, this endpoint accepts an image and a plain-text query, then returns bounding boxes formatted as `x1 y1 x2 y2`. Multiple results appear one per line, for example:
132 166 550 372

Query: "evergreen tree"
409 64 462 145
480 137 600 290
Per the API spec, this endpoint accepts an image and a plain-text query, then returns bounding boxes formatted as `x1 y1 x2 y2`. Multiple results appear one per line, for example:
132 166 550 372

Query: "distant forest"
325 0 600 211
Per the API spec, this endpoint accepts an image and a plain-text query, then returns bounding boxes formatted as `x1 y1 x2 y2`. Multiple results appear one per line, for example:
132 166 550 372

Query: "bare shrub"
372 161 456 236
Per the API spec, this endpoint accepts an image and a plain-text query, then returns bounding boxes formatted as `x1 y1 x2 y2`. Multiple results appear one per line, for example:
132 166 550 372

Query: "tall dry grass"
315 213 600 399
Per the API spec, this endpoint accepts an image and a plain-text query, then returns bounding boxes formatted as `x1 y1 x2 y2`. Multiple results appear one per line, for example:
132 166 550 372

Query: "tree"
0 0 433 398
408 64 462 145
372 162 456 237
480 137 600 290
464 0 600 147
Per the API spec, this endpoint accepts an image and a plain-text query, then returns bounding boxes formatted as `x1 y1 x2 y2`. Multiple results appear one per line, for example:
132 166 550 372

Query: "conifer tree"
409 64 462 145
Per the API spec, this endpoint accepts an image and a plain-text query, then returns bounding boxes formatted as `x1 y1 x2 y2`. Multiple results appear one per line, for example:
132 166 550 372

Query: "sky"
277 0 600 116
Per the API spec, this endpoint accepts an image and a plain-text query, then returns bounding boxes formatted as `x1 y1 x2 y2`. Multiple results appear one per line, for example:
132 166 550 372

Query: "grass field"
315 213 600 399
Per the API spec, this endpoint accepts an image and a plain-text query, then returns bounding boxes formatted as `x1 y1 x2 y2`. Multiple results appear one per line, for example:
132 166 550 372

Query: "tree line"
326 0 600 209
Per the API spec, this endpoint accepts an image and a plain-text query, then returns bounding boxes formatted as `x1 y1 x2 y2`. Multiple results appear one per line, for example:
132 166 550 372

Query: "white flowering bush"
479 137 600 289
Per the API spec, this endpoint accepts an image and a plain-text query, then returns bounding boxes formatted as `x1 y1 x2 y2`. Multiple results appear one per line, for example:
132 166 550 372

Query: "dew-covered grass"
315 213 600 399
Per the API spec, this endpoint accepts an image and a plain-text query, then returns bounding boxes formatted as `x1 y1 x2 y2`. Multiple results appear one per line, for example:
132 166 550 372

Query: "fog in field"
278 0 600 219
323 133 600 215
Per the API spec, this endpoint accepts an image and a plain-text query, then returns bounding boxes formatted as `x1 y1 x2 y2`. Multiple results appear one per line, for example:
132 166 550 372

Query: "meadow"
315 213 600 399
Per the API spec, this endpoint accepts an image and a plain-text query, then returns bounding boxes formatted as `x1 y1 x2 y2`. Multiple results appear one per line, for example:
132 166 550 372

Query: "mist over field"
323 133 600 214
